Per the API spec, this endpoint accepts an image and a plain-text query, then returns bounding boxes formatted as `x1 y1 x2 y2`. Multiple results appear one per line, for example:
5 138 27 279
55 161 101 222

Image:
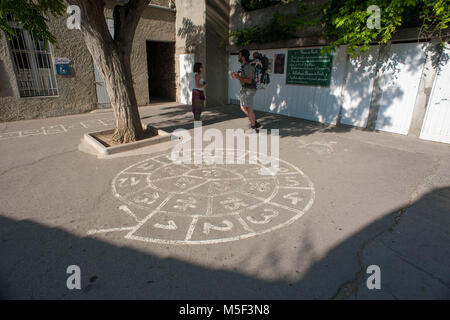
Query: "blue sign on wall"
55 64 70 75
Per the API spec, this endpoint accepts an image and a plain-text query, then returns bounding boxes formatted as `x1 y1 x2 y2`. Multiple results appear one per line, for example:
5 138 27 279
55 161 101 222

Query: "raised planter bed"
83 123 176 156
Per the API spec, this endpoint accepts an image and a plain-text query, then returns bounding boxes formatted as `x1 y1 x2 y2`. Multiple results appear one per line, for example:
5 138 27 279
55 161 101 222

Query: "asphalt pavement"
0 102 449 299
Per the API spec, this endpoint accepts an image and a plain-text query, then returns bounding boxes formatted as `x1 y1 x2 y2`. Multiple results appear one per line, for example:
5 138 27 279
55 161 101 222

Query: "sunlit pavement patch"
88 151 315 245
0 119 114 141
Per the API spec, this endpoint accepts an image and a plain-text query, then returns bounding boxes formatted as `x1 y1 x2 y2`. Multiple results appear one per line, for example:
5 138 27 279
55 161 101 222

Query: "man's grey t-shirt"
239 62 256 107
240 62 256 90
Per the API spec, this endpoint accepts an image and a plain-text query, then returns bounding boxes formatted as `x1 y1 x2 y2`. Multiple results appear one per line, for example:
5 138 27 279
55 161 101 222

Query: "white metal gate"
8 26 59 97
340 46 379 128
228 54 241 105
375 43 427 135
94 19 114 108
420 44 450 144
179 53 194 105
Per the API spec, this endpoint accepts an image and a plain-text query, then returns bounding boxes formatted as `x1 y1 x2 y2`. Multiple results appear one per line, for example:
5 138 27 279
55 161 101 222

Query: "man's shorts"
239 88 256 107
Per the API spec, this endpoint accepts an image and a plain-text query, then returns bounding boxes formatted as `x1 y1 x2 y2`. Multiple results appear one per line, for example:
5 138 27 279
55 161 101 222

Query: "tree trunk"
67 0 150 143
96 43 144 143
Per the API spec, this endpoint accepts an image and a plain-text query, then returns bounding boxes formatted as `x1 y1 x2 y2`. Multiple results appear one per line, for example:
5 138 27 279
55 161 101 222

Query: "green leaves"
419 0 450 42
0 0 65 44
230 1 315 46
322 0 449 55
239 0 291 12
230 0 449 57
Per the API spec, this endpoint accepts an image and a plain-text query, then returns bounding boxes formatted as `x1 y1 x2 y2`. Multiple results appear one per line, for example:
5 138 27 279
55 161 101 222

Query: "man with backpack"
251 52 270 88
231 49 262 133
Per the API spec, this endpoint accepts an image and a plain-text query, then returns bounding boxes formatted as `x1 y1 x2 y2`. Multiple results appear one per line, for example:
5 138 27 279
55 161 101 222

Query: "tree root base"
111 127 143 144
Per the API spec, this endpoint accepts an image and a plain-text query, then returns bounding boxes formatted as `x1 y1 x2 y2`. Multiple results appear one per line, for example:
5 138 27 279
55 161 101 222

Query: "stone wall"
0 10 97 122
206 0 230 107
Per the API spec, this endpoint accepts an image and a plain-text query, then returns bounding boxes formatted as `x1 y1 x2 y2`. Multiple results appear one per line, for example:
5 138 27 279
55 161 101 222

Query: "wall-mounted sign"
286 48 333 87
54 57 71 65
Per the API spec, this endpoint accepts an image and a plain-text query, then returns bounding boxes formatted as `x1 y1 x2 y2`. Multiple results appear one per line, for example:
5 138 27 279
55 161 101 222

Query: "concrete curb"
89 108 113 114
83 123 178 156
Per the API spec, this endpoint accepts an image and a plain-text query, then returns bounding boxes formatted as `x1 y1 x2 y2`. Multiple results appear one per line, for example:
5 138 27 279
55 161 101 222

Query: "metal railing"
8 27 59 98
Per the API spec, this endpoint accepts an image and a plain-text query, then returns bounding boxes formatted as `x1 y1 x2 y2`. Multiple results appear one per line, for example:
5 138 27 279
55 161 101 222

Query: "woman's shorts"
192 89 205 115
239 88 256 107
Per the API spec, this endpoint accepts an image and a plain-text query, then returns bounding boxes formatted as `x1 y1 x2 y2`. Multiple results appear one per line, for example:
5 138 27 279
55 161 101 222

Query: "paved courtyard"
0 102 449 299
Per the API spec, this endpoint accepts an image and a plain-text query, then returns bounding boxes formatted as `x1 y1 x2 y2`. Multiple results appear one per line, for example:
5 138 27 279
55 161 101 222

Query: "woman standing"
192 62 207 121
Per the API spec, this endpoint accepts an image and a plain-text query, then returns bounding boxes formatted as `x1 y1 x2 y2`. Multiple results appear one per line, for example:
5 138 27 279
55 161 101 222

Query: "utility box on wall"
54 57 71 76
55 64 70 75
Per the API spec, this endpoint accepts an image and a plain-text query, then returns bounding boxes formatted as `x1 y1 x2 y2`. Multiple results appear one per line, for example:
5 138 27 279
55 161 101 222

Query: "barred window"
8 28 58 98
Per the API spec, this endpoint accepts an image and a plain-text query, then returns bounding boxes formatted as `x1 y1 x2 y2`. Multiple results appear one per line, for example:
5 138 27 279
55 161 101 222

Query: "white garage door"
340 46 379 128
420 44 450 144
228 54 241 104
94 19 114 107
375 43 427 135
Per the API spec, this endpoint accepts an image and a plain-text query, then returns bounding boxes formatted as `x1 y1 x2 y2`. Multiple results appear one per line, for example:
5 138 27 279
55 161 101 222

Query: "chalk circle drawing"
88 150 315 245
298 140 337 155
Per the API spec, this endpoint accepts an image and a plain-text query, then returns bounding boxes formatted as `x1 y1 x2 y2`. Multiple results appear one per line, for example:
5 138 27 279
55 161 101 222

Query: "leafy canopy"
322 0 449 55
231 0 450 56
239 0 292 11
0 0 65 43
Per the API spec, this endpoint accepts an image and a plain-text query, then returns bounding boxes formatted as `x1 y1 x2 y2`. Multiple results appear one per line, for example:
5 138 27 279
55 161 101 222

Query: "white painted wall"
420 44 450 144
179 53 194 105
227 43 435 138
228 47 347 125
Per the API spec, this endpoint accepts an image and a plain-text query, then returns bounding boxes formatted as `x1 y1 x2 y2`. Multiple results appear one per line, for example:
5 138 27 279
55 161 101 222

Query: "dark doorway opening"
146 41 176 103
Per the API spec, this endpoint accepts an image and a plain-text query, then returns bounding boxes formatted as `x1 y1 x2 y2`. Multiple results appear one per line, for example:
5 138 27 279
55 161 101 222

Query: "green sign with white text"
286 48 333 87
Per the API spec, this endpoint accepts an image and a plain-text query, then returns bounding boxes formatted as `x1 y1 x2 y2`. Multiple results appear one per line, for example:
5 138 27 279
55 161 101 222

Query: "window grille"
8 27 58 98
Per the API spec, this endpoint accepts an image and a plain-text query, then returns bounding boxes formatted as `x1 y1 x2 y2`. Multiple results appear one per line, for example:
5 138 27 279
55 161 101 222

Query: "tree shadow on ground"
143 103 356 138
1 186 448 299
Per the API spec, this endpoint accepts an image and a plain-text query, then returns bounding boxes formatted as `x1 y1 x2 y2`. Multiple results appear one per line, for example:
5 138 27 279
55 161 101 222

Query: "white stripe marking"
119 205 140 222
185 216 199 241
87 227 134 235
153 220 177 230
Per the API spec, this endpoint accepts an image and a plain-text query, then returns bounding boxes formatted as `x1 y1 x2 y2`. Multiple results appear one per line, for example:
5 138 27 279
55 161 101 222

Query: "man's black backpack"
259 54 270 87
260 72 270 86
260 55 269 72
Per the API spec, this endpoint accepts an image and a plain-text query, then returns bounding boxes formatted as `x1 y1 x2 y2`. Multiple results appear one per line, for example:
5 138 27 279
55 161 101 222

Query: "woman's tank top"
193 72 205 91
